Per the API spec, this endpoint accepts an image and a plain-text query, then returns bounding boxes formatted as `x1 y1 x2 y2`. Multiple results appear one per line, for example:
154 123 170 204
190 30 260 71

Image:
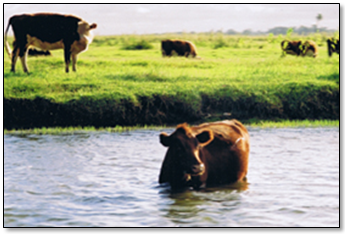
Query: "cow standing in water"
159 120 250 190
5 13 97 73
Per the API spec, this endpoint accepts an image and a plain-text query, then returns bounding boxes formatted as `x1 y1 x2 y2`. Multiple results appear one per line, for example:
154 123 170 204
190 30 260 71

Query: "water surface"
4 127 339 227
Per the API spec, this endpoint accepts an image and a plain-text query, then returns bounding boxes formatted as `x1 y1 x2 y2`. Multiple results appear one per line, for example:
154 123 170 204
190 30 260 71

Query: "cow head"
71 22 97 55
77 21 97 38
160 123 214 178
281 40 303 56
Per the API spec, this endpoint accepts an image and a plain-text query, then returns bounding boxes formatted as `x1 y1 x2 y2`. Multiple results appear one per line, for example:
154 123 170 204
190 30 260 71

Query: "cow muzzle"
191 163 205 176
183 163 205 182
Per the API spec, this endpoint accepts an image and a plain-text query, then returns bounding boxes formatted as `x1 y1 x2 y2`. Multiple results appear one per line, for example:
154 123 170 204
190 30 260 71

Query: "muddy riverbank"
4 85 339 129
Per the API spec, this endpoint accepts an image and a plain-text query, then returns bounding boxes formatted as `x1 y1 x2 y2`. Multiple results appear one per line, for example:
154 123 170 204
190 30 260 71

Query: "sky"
3 4 340 36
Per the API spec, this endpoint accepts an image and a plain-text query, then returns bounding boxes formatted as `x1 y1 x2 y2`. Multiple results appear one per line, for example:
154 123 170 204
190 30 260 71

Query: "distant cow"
5 13 97 73
327 38 340 57
159 119 250 190
301 40 318 58
161 39 198 58
28 48 51 56
281 40 303 57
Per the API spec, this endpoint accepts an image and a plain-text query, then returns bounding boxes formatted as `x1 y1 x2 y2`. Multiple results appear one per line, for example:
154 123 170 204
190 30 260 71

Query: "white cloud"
136 7 150 14
247 5 265 12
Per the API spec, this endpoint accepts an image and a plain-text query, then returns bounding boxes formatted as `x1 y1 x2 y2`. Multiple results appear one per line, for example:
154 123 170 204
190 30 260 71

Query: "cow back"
191 120 250 186
10 13 81 43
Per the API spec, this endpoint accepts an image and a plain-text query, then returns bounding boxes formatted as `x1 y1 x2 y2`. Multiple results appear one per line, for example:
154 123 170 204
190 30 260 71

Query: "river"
4 127 339 227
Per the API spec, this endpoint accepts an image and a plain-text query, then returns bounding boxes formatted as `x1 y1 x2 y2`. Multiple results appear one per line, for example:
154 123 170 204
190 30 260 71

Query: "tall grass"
246 119 339 128
4 119 339 135
4 124 167 135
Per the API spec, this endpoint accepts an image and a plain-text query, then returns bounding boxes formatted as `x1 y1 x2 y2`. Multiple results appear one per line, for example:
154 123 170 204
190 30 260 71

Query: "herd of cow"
4 13 339 191
280 38 340 58
5 12 339 74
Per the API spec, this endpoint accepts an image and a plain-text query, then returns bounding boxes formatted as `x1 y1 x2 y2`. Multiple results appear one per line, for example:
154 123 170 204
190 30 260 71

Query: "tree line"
173 25 338 36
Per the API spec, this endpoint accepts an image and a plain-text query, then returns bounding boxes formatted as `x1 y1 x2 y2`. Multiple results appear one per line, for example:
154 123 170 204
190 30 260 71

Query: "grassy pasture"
3 33 339 130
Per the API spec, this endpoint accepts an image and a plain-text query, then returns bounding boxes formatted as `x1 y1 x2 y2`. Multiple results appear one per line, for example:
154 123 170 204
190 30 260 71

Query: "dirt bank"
4 86 339 130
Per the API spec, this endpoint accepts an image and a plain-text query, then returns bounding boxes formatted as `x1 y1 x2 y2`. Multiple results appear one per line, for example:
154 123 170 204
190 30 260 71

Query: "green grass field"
4 33 339 130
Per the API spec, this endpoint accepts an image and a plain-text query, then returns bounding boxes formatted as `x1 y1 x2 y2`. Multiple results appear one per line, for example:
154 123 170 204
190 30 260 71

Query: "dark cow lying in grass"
5 13 97 73
159 119 250 190
161 39 198 58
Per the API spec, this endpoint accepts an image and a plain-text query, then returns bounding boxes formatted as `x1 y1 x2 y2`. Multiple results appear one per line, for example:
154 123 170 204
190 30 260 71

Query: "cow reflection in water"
159 119 250 191
159 179 248 226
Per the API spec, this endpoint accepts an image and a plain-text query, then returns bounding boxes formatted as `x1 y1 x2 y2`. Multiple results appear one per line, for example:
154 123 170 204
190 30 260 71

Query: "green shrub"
121 39 153 50
213 38 229 49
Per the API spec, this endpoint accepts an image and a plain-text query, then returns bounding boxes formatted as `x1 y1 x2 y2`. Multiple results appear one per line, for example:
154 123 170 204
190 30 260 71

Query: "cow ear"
90 23 97 29
160 132 171 147
196 130 214 147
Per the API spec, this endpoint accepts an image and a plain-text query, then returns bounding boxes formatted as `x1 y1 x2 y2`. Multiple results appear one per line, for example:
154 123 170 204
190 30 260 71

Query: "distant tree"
225 29 238 35
316 13 323 32
286 28 294 37
267 27 290 35
242 29 253 35
222 24 336 36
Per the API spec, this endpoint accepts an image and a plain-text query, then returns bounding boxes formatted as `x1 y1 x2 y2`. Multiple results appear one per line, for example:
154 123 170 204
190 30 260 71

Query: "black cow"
327 38 340 57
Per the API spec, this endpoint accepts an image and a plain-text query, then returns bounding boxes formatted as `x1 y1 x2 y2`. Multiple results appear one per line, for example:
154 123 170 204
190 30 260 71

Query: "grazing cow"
281 40 303 57
161 39 198 58
327 38 340 57
28 48 51 56
159 119 250 190
5 13 97 73
301 40 318 58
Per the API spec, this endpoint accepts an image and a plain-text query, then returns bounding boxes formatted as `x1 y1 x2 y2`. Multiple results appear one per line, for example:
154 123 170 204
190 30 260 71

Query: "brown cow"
327 38 340 57
159 119 250 190
161 39 198 58
281 40 303 57
5 13 97 73
301 40 318 58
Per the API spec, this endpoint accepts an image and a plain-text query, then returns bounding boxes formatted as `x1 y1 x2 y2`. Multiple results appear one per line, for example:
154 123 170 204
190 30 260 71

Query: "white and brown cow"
5 13 97 73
